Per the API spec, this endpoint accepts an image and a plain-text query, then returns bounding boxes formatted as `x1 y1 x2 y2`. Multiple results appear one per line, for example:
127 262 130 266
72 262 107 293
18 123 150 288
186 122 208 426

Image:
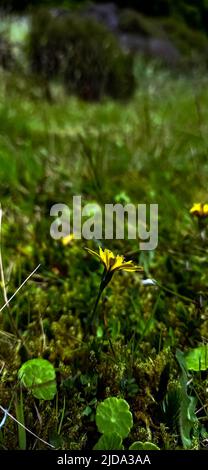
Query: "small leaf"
162 382 181 430
96 397 133 438
185 345 208 371
176 350 198 449
93 433 124 450
180 393 197 449
18 359 57 400
82 406 92 417
129 441 160 450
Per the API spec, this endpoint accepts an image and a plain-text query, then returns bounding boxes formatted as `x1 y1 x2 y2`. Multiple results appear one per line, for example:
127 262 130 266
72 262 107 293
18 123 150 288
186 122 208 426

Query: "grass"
0 62 208 449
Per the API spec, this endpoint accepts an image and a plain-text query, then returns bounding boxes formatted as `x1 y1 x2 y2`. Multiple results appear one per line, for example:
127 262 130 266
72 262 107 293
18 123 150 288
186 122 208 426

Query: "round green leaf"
185 345 208 371
96 397 133 438
129 441 160 451
93 433 124 450
18 358 57 400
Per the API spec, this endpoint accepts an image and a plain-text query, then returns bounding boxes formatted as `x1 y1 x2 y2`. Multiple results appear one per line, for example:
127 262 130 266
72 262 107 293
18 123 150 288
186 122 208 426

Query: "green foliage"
129 441 160 450
162 382 181 431
1 49 208 449
18 359 57 400
176 350 198 449
93 433 124 450
185 345 208 371
180 393 198 449
94 397 160 450
95 397 133 438
28 9 135 101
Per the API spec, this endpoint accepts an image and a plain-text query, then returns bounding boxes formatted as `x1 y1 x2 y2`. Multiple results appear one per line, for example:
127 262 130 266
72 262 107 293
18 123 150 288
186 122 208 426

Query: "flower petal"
85 247 143 275
110 255 125 271
62 234 75 246
203 204 208 216
121 265 143 272
117 261 143 272
85 247 101 259
190 203 203 217
100 248 115 270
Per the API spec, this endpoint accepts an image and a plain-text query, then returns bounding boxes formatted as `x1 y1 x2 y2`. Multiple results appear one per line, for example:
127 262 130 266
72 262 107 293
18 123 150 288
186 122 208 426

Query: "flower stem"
103 310 116 359
90 269 111 324
90 270 116 359
90 285 104 324
156 282 196 304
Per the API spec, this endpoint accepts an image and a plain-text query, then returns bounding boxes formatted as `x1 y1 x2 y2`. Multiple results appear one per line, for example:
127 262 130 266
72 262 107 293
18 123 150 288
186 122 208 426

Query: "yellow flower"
85 247 143 273
203 204 208 216
61 233 75 246
190 203 208 218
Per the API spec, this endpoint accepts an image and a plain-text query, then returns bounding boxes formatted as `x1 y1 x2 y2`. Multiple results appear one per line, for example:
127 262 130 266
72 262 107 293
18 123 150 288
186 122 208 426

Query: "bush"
106 52 136 100
28 9 136 101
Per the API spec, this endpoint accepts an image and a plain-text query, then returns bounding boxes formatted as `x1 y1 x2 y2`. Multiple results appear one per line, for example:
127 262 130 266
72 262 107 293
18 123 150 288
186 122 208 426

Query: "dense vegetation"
28 9 135 101
0 3 208 452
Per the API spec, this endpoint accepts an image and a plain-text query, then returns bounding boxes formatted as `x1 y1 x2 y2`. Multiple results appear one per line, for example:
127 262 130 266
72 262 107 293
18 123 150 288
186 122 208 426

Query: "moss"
49 314 83 362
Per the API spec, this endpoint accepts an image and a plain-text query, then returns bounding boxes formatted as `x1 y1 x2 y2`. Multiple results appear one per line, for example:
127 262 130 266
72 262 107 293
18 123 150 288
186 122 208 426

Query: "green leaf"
96 397 133 439
129 441 160 451
185 345 208 371
18 359 57 400
162 382 181 430
82 406 92 417
179 393 197 449
93 433 124 450
15 389 26 450
176 350 198 449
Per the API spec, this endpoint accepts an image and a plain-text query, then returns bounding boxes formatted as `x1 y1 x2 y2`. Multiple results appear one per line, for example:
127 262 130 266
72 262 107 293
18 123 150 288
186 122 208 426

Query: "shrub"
28 9 136 101
106 52 136 100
